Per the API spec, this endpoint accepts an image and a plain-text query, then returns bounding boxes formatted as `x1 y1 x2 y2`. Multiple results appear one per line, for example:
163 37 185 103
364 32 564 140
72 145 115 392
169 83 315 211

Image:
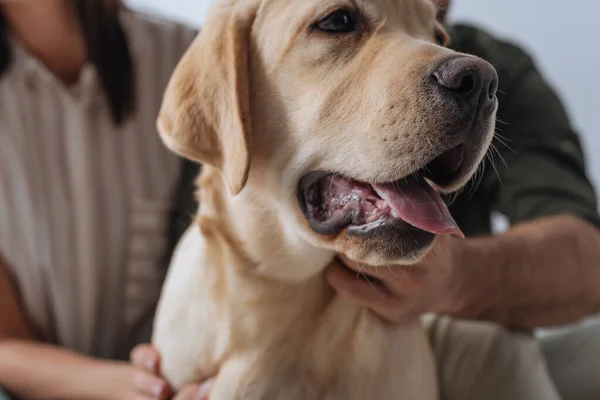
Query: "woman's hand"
127 344 172 399
95 344 171 400
130 344 214 400
98 361 169 400
172 381 214 400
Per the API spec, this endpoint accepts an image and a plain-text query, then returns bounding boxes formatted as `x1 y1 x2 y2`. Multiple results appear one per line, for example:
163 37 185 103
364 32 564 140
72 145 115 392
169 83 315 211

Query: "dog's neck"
195 166 334 282
171 167 436 393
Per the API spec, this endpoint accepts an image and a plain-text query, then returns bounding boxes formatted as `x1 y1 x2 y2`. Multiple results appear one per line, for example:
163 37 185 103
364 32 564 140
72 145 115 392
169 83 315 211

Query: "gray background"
125 0 600 192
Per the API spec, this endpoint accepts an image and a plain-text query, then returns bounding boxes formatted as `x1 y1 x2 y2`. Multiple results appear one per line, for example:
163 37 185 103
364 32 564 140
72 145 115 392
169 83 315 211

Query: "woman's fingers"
132 369 170 400
173 379 214 400
130 344 161 373
172 385 200 400
197 379 215 399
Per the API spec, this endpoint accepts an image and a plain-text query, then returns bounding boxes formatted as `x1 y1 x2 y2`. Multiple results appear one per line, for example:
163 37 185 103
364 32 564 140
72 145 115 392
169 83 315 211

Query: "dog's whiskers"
464 161 486 201
392 179 402 194
386 264 397 278
355 263 382 294
425 137 435 152
327 172 338 198
493 137 515 154
445 190 460 207
493 131 515 154
490 142 508 169
474 162 487 193
485 152 503 189
495 116 509 125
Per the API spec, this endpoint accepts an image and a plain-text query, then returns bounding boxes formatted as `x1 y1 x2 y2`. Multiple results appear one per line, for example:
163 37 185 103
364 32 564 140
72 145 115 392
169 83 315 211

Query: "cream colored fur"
153 0 495 398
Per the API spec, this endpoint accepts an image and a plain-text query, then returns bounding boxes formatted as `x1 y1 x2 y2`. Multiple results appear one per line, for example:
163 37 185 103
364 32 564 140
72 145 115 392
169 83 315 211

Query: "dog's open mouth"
298 145 467 238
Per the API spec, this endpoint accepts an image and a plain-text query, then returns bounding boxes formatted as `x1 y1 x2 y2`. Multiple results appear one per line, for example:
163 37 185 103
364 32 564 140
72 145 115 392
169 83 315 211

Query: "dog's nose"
432 56 498 109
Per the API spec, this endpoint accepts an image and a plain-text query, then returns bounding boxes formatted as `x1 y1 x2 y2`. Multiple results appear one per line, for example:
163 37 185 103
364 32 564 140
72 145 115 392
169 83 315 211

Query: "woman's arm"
0 256 169 400
0 254 36 341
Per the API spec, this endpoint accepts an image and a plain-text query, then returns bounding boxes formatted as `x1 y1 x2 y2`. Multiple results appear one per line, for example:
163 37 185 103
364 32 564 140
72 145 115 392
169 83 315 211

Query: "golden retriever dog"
151 0 541 398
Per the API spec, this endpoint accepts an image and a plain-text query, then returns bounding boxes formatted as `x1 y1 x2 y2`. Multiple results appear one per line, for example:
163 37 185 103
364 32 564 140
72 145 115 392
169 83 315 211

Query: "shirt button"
559 140 578 156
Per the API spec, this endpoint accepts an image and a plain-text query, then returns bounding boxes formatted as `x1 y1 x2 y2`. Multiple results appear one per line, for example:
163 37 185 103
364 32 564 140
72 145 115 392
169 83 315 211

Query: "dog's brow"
429 0 448 11
271 13 313 68
273 1 357 65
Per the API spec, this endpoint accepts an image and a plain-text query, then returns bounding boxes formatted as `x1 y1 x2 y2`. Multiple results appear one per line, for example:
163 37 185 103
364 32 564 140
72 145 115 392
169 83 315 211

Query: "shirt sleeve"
450 24 600 229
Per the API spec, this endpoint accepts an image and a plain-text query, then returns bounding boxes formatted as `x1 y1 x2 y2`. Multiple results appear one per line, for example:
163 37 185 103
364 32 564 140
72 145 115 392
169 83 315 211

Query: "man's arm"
457 24 600 328
457 215 600 329
328 215 600 330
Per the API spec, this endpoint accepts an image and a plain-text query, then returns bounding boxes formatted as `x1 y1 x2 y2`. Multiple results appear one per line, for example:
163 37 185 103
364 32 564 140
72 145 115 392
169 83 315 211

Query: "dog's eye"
316 9 357 34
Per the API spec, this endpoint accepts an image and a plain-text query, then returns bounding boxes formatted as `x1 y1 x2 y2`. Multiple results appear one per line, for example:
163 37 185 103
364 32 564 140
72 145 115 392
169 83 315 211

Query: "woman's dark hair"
0 0 135 125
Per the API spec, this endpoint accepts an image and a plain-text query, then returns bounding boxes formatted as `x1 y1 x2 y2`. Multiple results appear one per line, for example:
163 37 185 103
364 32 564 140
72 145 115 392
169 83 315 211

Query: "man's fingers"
326 261 389 299
326 262 411 321
173 379 214 400
131 344 161 373
132 370 169 400
339 255 424 286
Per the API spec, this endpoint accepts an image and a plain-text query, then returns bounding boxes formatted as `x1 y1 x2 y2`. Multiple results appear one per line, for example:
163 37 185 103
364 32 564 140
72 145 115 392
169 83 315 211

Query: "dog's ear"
157 3 257 195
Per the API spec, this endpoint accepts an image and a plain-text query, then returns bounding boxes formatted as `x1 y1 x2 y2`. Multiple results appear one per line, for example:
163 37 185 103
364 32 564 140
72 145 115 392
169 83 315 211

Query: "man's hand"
328 216 600 329
130 344 214 400
326 235 491 322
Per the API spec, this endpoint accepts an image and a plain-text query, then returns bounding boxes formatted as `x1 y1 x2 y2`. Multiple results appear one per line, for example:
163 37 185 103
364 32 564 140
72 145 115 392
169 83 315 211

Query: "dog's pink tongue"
372 179 464 238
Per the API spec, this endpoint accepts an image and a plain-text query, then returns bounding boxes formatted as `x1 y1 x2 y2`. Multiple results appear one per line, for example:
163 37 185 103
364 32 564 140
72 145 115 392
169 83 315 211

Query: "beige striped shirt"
0 10 197 359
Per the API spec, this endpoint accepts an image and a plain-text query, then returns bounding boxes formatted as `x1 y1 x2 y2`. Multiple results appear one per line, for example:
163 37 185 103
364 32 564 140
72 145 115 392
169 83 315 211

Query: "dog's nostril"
456 74 476 95
432 71 475 94
432 66 477 95
432 56 498 107
487 76 499 100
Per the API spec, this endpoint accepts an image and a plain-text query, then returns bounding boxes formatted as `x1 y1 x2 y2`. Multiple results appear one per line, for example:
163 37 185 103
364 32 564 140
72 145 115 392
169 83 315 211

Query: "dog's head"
158 0 497 267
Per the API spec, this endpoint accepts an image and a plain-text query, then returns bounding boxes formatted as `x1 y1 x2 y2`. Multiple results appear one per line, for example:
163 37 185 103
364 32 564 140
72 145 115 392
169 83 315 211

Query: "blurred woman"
0 0 203 398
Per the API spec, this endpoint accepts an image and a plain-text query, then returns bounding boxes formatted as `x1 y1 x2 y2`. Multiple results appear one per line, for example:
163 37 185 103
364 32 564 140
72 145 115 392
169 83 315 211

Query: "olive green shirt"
446 23 600 236
167 23 600 251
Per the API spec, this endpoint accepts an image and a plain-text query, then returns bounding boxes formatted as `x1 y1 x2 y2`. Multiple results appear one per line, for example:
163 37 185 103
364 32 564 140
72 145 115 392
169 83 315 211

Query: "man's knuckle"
379 301 405 321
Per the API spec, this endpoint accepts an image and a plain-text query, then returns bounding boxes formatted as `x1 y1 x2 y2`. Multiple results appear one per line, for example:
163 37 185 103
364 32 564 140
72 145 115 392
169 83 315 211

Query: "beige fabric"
539 318 600 400
423 315 562 400
0 9 196 359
